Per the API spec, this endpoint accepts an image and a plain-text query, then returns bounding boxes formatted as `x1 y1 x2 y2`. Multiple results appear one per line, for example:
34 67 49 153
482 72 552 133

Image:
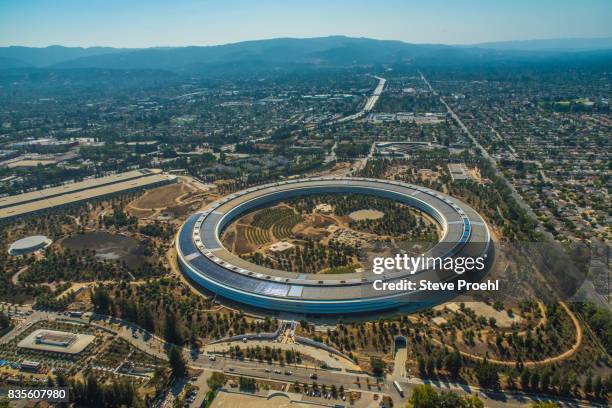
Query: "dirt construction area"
131 183 192 209
127 180 212 219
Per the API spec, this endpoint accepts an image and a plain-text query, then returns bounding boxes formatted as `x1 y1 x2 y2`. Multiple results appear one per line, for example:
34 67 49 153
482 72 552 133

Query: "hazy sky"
1 0 611 48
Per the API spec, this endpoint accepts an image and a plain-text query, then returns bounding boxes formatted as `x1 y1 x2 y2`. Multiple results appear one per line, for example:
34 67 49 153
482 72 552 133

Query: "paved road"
363 76 386 111
392 343 407 380
189 354 602 408
1 306 604 407
324 140 338 163
419 70 610 312
188 370 211 408
10 265 29 285
346 140 376 176
332 76 385 124
206 340 359 371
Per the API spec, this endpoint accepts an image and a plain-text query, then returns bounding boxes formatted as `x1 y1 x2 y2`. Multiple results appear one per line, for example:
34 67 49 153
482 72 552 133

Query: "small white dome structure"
8 235 52 256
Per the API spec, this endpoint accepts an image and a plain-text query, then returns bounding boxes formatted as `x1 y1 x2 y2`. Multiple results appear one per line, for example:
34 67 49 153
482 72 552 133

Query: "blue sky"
1 0 611 47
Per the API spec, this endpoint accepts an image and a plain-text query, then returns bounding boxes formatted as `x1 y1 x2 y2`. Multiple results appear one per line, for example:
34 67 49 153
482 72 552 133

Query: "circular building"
8 235 52 256
176 177 493 315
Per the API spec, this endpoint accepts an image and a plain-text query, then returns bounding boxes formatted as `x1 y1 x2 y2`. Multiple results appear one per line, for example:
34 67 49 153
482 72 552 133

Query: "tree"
426 357 436 377
593 376 603 398
464 395 484 408
444 350 462 378
530 370 540 391
207 372 226 392
168 347 186 378
584 373 593 395
0 313 10 331
238 376 256 392
418 355 427 377
540 370 550 392
506 370 517 389
92 286 112 315
409 384 439 408
408 384 483 408
474 361 499 389
85 375 101 407
550 370 560 390
370 356 385 377
68 375 143 408
520 369 531 390
559 375 571 396
164 310 183 345
151 367 168 392
531 402 559 408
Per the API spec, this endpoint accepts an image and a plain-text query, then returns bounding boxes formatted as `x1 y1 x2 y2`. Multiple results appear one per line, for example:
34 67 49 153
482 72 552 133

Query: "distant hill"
1 36 611 74
49 37 443 71
0 56 31 69
0 45 128 67
474 37 612 52
0 36 522 72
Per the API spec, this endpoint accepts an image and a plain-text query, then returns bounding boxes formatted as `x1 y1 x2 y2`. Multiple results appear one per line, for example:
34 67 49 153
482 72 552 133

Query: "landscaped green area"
251 207 302 240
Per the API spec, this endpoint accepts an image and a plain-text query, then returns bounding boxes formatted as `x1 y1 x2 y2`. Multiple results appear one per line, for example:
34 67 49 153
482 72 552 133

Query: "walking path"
430 301 582 367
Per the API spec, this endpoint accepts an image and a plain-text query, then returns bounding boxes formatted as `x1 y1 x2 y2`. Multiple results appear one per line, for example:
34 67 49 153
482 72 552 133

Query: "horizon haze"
1 0 612 48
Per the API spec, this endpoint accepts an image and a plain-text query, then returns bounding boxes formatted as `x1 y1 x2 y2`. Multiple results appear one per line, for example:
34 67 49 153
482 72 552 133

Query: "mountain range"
1 36 611 72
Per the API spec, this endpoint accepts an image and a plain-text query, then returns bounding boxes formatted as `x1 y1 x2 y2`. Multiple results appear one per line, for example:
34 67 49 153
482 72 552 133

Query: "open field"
348 209 384 221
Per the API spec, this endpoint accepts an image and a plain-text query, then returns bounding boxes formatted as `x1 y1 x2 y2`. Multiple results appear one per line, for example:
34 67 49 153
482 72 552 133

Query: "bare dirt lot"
130 183 191 209
348 209 384 221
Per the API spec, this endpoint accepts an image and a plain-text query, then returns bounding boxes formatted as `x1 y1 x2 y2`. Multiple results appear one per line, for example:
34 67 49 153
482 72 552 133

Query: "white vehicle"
393 380 404 397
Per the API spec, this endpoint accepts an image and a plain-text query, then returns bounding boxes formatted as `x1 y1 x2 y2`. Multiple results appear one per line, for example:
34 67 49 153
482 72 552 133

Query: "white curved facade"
176 177 493 315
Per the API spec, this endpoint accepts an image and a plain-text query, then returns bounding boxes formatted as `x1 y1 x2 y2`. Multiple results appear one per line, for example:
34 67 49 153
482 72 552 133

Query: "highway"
363 75 386 111
332 76 385 123
187 354 603 408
